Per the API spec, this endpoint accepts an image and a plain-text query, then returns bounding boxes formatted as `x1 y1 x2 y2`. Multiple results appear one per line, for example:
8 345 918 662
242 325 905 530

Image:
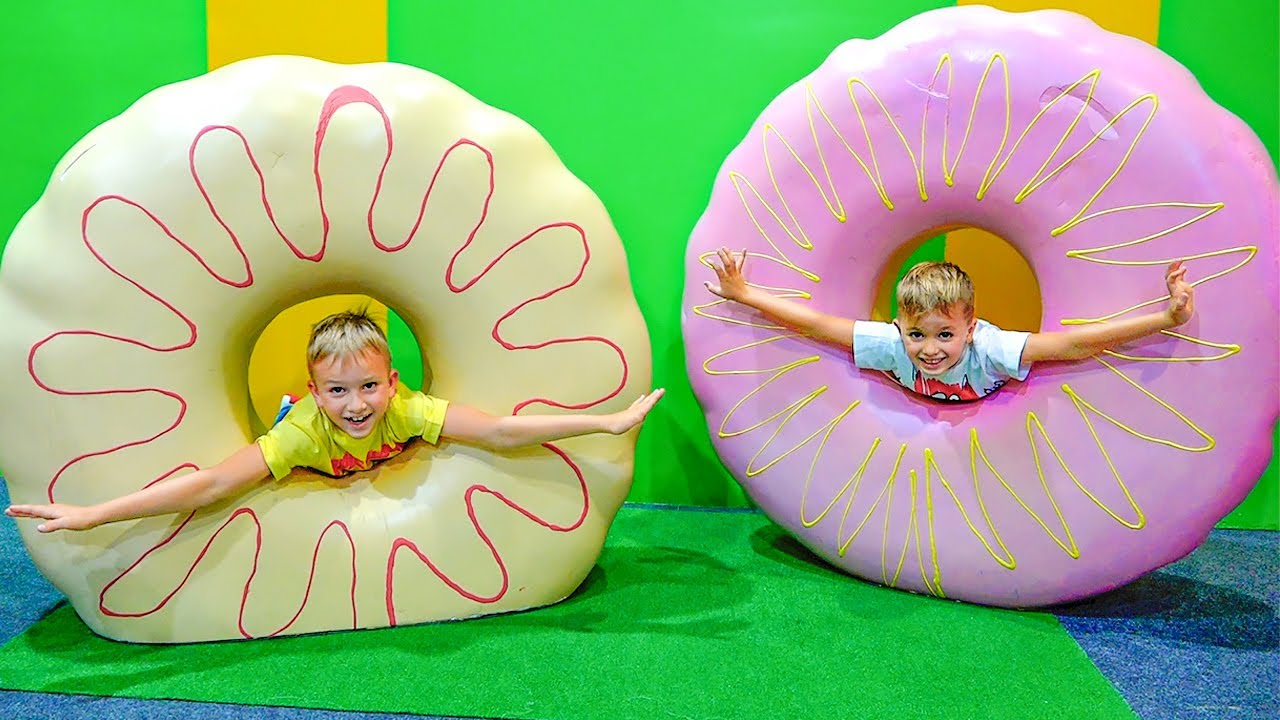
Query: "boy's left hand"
1165 260 1194 327
608 388 666 434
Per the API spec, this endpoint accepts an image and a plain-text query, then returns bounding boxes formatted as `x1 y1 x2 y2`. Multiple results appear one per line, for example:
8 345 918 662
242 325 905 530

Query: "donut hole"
246 295 428 433
870 233 947 322
872 226 1042 333
942 227 1042 333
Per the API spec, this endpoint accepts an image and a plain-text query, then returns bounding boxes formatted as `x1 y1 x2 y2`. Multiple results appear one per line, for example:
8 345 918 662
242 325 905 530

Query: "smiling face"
307 349 399 439
896 304 976 377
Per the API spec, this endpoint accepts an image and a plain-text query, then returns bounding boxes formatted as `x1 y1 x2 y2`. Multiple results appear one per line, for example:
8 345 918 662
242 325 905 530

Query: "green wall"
0 2 206 265
0 1 1275 527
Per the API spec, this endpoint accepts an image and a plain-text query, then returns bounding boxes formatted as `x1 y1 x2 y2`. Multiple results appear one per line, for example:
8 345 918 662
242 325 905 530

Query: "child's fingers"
634 389 663 407
16 505 66 521
628 388 665 413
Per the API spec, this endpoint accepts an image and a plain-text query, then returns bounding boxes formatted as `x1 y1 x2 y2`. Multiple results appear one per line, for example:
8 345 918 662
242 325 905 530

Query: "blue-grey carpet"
1057 529 1278 720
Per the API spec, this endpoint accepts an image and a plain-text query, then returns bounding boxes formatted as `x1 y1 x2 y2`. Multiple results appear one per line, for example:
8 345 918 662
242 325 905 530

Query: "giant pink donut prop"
682 6 1278 607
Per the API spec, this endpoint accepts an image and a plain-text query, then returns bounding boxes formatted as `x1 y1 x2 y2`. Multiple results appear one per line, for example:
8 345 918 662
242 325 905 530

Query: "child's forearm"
87 446 268 527
732 287 854 348
486 414 616 449
440 390 662 450
1069 310 1177 355
88 470 222 526
1038 310 1178 361
734 286 818 327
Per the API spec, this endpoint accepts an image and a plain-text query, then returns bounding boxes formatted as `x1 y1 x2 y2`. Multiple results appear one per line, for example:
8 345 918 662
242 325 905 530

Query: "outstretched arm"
1023 261 1195 363
704 247 854 350
441 389 664 450
5 444 271 533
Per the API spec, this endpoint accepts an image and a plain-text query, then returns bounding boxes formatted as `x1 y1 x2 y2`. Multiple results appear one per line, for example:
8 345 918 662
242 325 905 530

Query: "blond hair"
307 310 391 372
896 261 974 319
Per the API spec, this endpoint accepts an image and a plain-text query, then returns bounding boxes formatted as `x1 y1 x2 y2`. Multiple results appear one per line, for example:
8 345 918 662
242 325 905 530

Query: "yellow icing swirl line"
923 53 1011 191
846 78 928 204
1103 331 1239 364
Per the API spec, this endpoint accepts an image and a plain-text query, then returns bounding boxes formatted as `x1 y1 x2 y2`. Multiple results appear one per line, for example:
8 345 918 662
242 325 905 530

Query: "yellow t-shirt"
256 385 449 480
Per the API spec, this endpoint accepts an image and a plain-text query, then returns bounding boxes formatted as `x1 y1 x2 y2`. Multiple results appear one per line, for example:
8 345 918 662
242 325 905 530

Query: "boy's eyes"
327 382 378 394
908 331 924 340
939 331 953 339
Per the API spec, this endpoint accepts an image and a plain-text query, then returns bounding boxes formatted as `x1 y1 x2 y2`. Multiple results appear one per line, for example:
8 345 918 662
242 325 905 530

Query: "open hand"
607 388 666 434
1164 260 1194 326
5 503 100 533
703 247 750 301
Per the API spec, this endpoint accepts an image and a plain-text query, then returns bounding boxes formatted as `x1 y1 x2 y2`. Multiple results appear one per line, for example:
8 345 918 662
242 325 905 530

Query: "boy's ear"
306 378 319 398
388 368 399 390
965 315 977 343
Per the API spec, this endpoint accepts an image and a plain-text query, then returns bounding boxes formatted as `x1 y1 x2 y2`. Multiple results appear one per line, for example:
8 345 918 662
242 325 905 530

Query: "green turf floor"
0 507 1135 720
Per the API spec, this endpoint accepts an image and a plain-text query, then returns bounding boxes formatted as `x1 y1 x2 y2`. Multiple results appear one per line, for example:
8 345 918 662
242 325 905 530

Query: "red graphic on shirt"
914 374 980 402
330 442 405 476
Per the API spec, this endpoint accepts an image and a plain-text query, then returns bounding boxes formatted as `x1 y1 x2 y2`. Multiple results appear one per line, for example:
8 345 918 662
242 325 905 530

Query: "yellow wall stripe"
956 0 1160 45
207 0 388 69
206 0 389 428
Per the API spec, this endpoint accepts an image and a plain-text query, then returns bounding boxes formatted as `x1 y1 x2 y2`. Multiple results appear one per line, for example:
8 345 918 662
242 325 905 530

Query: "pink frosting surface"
682 6 1279 607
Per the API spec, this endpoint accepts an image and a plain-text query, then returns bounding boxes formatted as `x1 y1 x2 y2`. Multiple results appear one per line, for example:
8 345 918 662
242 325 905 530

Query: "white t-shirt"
852 319 1031 402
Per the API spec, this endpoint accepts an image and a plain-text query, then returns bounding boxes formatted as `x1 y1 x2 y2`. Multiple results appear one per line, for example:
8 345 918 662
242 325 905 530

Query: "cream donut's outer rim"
0 56 651 642
683 6 1278 607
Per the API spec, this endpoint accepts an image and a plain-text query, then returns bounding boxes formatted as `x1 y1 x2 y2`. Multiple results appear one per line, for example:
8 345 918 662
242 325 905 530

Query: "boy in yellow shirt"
7 310 664 532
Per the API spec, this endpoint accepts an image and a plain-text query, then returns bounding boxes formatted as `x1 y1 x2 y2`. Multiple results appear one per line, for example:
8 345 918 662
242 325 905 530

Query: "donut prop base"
683 7 1278 607
0 56 651 643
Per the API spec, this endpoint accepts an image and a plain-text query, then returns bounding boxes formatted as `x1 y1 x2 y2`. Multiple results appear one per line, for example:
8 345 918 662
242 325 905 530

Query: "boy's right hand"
5 504 100 533
1164 260 1195 327
704 247 751 302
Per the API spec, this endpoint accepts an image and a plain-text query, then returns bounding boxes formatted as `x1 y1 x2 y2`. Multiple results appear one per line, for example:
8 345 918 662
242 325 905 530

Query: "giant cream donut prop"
0 56 651 643
683 6 1278 607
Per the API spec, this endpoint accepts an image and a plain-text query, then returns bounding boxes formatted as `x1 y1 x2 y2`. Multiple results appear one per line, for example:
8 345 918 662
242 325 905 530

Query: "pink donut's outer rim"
682 6 1279 607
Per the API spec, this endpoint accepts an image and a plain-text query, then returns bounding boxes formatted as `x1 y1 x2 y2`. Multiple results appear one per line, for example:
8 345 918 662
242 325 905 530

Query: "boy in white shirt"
703 248 1194 402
